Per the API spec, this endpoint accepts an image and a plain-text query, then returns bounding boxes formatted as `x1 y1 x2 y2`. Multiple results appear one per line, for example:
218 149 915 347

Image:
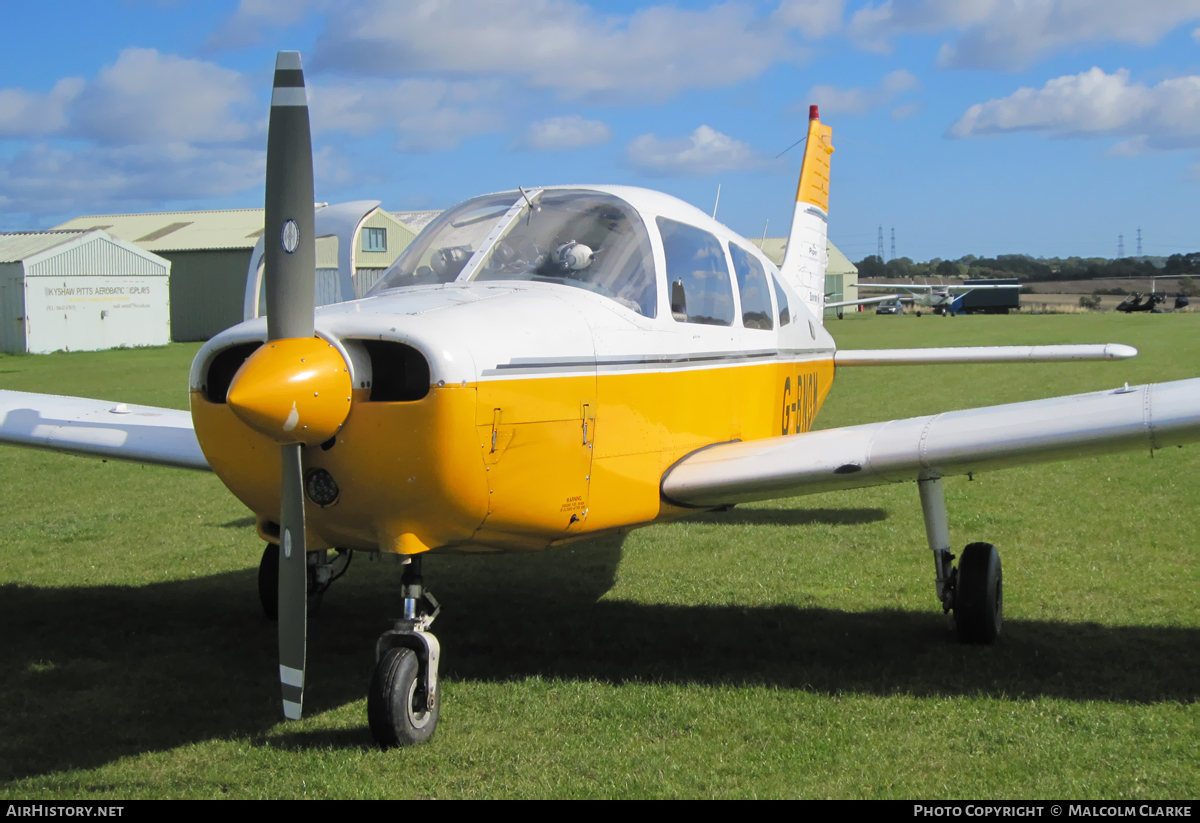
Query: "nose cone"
227 338 352 445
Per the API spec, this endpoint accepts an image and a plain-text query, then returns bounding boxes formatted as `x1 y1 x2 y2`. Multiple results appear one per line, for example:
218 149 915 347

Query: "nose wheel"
369 647 439 747
368 555 442 747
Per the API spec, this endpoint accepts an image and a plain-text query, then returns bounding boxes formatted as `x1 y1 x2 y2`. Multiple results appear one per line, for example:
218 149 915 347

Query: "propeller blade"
264 50 317 721
263 50 316 343
278 442 307 720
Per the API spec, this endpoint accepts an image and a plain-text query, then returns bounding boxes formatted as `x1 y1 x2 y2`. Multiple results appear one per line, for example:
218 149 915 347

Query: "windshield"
368 192 519 293
471 190 657 317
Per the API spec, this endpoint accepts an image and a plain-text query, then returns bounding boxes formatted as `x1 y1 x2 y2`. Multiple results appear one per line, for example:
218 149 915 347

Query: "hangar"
56 203 418 341
0 229 171 354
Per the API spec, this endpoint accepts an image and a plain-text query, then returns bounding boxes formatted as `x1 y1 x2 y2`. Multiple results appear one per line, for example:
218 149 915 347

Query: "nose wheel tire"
954 542 1002 644
368 647 439 748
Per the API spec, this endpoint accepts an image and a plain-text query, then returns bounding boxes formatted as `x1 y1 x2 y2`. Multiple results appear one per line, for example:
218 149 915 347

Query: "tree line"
855 252 1200 282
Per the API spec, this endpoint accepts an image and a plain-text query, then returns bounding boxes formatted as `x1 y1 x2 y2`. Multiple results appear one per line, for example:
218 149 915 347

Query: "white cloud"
0 49 257 145
522 115 611 150
948 67 1200 151
624 125 764 176
0 49 266 216
70 49 258 145
204 0 329 51
849 0 1200 69
313 0 796 100
0 142 264 216
0 78 85 138
773 0 845 38
308 78 505 151
807 69 919 115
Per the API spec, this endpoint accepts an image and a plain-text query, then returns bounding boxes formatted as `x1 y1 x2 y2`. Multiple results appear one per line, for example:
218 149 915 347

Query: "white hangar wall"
0 230 171 354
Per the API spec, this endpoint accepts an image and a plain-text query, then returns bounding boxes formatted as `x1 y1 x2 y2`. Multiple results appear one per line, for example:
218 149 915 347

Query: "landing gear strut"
368 555 442 747
917 477 1002 644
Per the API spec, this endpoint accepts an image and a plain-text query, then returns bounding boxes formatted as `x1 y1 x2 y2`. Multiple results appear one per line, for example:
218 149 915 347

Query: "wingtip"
1108 344 1139 359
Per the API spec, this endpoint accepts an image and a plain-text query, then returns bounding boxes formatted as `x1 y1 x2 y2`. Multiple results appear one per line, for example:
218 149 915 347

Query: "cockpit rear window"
368 192 519 293
658 217 735 327
471 190 657 318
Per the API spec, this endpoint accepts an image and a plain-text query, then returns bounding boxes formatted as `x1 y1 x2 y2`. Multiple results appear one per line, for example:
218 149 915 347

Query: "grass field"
0 313 1196 799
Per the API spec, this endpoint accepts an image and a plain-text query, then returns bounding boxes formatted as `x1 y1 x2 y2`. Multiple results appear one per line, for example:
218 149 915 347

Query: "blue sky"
2 0 1199 262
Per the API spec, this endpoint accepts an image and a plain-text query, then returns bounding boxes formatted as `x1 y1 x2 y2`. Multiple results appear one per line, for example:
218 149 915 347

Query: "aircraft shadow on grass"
1 518 1195 777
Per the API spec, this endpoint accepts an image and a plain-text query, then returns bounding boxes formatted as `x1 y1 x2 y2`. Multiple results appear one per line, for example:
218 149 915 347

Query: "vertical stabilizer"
779 105 834 324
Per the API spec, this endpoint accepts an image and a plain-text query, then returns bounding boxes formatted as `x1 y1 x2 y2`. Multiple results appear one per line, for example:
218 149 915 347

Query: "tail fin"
779 105 834 324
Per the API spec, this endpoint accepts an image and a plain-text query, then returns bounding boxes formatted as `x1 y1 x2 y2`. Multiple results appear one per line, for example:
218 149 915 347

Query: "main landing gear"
257 545 352 621
368 555 442 747
918 477 1003 643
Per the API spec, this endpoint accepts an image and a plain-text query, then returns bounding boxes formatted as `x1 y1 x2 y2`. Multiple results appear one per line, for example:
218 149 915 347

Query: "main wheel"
954 542 1002 644
257 543 278 621
368 647 439 748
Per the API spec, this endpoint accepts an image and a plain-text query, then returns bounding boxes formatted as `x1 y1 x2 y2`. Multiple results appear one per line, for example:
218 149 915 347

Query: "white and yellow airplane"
3 53 1199 748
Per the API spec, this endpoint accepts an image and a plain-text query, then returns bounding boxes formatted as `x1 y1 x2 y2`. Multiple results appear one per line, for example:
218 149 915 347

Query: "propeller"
225 52 352 721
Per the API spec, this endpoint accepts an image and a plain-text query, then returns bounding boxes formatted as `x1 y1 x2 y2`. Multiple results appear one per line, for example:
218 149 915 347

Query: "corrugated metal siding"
0 231 86 262
316 269 340 307
391 210 442 233
55 209 265 252
158 249 252 342
0 264 26 353
354 267 387 297
316 236 338 268
26 237 169 278
356 210 415 270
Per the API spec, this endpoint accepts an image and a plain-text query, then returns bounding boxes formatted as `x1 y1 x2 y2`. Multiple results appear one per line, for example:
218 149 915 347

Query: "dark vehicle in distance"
958 278 1021 314
1116 292 1165 313
876 298 905 315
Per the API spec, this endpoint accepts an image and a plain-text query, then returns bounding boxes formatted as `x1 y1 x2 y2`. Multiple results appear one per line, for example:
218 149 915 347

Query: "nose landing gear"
368 555 442 747
918 477 1003 644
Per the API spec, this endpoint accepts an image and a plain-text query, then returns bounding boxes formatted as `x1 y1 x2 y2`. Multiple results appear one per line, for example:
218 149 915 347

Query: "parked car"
876 299 905 315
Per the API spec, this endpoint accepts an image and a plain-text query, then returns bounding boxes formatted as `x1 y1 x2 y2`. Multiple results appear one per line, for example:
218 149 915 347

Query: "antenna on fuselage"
712 183 721 220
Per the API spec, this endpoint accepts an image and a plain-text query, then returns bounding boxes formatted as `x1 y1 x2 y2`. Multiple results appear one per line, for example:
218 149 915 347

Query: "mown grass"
0 316 1195 799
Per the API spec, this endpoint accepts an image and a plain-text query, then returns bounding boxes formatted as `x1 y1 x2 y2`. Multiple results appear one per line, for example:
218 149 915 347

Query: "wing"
661 377 1200 508
0 390 209 471
825 294 902 309
834 344 1136 366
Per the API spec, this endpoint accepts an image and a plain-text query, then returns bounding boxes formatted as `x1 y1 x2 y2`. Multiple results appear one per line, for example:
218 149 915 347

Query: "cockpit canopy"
368 188 657 317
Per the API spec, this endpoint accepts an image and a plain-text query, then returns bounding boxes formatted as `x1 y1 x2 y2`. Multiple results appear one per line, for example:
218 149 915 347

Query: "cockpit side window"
772 274 792 326
657 217 735 327
471 190 657 317
368 192 519 293
729 243 774 330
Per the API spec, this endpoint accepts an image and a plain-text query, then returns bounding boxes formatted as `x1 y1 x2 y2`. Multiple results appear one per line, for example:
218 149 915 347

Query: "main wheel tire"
954 542 1002 644
368 647 439 748
257 543 278 621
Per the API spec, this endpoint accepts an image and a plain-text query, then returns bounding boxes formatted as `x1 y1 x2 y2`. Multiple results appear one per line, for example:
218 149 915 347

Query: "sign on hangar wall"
2 230 171 354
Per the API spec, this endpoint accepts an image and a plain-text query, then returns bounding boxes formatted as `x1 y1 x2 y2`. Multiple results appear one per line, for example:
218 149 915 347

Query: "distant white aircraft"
859 281 1020 315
